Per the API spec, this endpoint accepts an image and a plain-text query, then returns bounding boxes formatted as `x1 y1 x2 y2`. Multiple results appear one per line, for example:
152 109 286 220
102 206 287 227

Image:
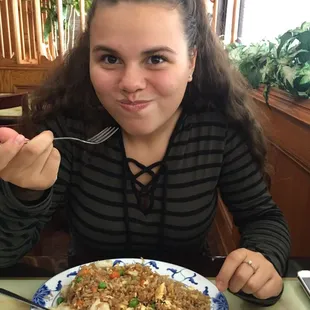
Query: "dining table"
1 255 310 310
0 93 24 117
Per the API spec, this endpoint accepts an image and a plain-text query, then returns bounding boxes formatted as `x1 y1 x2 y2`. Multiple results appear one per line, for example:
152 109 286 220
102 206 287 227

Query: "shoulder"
184 109 228 138
183 109 247 146
38 115 84 138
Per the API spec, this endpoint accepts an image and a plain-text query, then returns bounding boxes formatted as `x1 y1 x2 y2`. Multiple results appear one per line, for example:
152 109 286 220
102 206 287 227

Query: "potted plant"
227 21 310 104
41 0 92 58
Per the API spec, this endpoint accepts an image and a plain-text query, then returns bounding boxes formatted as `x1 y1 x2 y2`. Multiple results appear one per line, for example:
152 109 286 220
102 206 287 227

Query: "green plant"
227 22 310 103
42 0 92 55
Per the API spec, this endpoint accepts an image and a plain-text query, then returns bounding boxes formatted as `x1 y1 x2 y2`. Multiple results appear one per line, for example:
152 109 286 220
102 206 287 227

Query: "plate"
32 258 229 310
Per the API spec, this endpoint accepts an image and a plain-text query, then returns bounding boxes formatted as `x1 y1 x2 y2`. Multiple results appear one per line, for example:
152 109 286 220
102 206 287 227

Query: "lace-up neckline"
120 110 187 251
126 158 163 211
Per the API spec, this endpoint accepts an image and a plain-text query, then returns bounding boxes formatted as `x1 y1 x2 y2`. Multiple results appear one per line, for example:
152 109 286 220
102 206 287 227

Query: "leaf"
296 31 310 50
43 17 52 42
294 63 310 92
300 73 310 86
297 51 310 64
277 31 293 57
285 80 299 97
301 21 310 32
263 84 271 107
294 76 310 92
281 66 297 86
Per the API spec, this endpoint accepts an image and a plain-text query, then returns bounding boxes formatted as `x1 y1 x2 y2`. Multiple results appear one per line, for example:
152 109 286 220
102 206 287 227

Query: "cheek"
90 66 116 96
150 69 188 98
149 70 187 96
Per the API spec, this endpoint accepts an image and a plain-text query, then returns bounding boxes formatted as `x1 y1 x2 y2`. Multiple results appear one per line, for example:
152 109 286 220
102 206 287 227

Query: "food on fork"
51 261 211 310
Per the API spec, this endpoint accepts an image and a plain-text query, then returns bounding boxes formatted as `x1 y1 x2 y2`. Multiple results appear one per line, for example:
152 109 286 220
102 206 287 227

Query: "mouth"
119 100 152 105
118 99 152 112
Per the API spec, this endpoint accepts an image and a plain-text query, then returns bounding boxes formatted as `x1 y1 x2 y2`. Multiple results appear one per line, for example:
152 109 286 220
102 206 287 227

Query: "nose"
119 64 146 93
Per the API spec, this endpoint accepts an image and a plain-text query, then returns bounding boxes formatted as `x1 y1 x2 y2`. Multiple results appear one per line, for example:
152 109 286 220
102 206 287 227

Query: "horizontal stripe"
0 110 290 276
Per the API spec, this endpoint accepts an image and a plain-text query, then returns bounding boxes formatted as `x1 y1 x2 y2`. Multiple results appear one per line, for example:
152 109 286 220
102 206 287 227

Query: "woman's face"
89 2 196 137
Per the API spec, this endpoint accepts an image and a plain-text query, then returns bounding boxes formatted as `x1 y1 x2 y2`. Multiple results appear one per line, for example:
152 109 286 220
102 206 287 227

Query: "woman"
0 0 290 305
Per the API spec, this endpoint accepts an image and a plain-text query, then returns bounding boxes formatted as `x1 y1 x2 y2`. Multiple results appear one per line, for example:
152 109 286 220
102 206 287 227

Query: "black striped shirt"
0 110 290 276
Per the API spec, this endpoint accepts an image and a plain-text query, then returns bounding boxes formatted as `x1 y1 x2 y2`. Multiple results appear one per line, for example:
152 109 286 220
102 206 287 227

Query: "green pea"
76 276 83 283
56 297 65 305
151 302 156 309
128 297 139 308
119 269 125 276
98 281 107 289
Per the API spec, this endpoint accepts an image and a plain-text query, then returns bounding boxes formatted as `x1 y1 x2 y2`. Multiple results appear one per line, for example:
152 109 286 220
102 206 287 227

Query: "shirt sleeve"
0 116 73 267
218 127 291 275
218 128 291 305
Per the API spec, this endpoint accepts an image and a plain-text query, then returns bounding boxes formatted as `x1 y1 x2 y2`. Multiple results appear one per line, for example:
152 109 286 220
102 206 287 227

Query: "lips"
119 100 151 105
119 99 151 112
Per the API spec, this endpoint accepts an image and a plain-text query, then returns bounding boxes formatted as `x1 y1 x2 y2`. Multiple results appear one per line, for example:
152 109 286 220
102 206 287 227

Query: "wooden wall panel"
213 197 239 256
0 69 12 92
268 143 310 256
0 66 50 93
214 87 310 257
11 69 48 92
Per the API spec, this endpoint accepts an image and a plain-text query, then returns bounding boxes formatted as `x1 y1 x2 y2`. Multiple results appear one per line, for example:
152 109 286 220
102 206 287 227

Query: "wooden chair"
0 93 29 130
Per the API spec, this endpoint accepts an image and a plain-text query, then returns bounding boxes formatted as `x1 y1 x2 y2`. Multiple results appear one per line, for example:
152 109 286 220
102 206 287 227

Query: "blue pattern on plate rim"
32 258 229 310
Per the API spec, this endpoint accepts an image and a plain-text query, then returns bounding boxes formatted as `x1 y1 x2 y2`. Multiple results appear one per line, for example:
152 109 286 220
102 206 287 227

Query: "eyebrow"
92 45 177 55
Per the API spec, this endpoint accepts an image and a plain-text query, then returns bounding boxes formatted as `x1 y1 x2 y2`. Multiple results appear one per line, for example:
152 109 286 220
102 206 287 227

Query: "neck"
122 108 182 148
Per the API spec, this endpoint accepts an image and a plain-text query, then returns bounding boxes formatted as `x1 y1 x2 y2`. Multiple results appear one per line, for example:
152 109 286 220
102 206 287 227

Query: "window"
237 0 310 44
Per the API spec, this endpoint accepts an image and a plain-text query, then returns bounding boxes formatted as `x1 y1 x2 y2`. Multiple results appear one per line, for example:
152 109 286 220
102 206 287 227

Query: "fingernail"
14 134 26 145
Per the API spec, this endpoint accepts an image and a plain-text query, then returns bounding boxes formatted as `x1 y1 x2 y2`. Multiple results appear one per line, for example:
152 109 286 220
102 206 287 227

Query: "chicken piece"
60 285 70 298
155 282 166 300
127 270 138 277
163 300 172 309
89 299 111 310
94 260 113 268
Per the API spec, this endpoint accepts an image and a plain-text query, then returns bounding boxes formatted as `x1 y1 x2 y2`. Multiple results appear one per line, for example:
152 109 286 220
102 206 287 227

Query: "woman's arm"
218 128 290 275
216 127 290 305
0 117 73 267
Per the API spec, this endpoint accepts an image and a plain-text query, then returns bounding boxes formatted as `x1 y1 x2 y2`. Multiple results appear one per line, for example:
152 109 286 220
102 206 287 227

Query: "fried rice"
51 261 211 310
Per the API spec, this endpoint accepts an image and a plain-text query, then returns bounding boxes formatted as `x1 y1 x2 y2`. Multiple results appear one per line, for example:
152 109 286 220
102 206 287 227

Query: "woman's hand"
216 248 283 299
0 127 61 191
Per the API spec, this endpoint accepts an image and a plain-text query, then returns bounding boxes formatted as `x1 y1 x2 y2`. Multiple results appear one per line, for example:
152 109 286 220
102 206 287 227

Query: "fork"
0 288 49 310
53 126 119 145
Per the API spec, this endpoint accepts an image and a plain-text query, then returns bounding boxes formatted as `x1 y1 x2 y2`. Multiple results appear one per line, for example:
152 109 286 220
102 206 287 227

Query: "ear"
188 48 197 82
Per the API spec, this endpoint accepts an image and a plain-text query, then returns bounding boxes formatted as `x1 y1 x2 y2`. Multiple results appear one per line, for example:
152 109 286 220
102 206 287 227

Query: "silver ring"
243 259 257 274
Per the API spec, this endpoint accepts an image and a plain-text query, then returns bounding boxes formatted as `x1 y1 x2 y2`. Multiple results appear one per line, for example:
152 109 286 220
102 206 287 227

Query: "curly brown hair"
25 0 269 179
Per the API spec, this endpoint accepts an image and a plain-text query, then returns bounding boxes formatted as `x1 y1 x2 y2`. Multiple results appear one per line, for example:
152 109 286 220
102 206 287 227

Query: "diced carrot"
91 286 98 293
76 299 84 307
78 267 90 276
140 279 145 286
110 271 120 279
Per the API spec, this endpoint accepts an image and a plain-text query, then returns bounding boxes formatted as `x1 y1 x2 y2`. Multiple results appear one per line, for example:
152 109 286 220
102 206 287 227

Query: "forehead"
90 2 186 51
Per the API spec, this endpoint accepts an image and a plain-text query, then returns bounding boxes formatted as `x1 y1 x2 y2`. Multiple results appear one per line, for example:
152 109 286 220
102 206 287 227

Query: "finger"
242 266 272 295
32 143 54 174
37 147 61 190
0 135 27 172
228 262 255 293
24 146 60 190
253 276 283 299
13 131 54 168
20 143 55 189
0 127 19 143
216 248 247 291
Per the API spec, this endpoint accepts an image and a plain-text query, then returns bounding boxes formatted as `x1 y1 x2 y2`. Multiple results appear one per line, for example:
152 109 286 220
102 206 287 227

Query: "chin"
121 122 158 137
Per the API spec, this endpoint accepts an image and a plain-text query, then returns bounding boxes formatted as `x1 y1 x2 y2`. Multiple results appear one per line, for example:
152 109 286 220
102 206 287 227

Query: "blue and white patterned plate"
32 258 229 310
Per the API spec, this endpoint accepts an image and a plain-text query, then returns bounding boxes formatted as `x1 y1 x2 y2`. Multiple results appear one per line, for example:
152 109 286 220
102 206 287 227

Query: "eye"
101 55 120 64
147 55 167 65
